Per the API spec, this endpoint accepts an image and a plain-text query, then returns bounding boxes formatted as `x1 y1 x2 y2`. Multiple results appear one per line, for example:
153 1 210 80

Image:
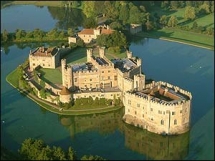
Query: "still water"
1 5 214 160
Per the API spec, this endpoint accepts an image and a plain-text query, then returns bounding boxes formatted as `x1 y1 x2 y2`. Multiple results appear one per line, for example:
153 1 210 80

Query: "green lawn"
65 47 87 65
38 68 62 84
138 28 214 50
2 1 64 8
6 68 19 88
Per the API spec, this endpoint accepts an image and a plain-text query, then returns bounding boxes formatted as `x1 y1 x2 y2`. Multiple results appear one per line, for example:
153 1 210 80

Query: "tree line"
1 138 106 160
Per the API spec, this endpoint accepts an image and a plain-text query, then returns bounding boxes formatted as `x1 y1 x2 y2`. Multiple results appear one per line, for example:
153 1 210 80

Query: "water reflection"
122 123 190 160
59 108 190 160
47 7 86 30
59 108 124 138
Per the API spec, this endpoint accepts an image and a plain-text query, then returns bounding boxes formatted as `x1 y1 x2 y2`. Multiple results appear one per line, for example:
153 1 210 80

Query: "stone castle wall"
123 83 191 135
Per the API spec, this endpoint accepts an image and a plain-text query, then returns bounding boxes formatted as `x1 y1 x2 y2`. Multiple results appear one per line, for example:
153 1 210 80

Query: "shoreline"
6 69 123 116
158 37 214 50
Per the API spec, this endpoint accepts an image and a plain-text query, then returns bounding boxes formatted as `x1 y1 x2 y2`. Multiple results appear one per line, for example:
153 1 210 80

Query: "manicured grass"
2 1 64 8
6 68 19 88
65 47 87 65
38 68 62 84
138 28 214 50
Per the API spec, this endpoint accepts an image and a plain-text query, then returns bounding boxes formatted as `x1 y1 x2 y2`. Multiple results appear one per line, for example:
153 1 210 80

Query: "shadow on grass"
64 47 87 64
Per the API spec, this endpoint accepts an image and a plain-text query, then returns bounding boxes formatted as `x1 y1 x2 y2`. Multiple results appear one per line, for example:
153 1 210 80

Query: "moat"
1 5 214 160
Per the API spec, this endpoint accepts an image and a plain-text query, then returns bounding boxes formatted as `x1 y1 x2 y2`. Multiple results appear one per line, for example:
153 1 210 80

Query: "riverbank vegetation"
1 1 214 50
1 138 106 160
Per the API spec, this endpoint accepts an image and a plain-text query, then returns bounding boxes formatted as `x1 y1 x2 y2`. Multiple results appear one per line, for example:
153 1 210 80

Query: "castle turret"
137 58 142 66
134 74 145 91
127 51 133 59
99 47 105 58
61 59 67 86
87 48 93 62
59 86 71 103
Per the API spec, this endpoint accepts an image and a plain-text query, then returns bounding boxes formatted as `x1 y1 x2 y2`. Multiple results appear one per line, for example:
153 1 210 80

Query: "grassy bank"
137 28 214 50
6 67 123 116
1 1 64 8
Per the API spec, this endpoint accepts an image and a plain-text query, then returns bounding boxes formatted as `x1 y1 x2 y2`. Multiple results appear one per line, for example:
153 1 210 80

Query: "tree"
145 20 154 31
159 15 168 26
199 3 211 14
82 1 95 18
81 155 106 160
67 147 77 160
192 21 198 30
184 6 196 20
67 28 74 36
167 15 178 27
52 146 66 160
2 29 9 42
119 4 129 24
83 17 97 29
19 138 46 160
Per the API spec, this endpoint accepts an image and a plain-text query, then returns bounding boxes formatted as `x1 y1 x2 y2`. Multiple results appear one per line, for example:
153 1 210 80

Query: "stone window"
137 103 140 107
150 108 153 111
172 111 175 115
180 110 182 113
128 100 131 105
33 63 35 66
108 70 110 73
161 120 164 125
102 71 104 73
174 119 177 125
158 110 162 114
108 76 110 79
90 79 92 81
74 78 77 82
114 76 117 80
142 114 144 118
135 111 137 115
128 109 130 112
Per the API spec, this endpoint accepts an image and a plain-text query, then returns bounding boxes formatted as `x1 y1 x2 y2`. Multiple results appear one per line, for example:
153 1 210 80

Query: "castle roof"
78 29 94 35
60 86 71 95
101 29 113 34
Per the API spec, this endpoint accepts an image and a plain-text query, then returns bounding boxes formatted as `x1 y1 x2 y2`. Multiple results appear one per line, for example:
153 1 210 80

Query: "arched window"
161 120 164 125
174 119 177 125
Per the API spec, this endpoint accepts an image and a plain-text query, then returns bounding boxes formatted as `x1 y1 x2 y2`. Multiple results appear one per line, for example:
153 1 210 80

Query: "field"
1 1 64 8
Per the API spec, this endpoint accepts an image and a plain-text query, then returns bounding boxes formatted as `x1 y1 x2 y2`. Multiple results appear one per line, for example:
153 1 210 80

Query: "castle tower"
127 51 133 59
137 58 141 66
87 48 93 62
61 59 67 86
99 47 105 58
134 74 145 91
67 65 73 90
59 86 71 103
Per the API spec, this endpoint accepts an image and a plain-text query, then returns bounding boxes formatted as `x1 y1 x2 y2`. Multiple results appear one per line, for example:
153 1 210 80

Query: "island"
7 37 192 135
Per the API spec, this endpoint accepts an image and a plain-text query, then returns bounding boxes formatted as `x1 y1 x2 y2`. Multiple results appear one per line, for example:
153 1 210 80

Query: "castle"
28 46 192 135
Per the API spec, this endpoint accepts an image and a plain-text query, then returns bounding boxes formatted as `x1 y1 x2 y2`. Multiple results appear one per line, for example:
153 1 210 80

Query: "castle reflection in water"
59 108 189 160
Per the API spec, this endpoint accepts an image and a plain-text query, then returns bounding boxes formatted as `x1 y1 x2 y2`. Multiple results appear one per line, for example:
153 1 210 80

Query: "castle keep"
28 46 192 135
61 47 192 135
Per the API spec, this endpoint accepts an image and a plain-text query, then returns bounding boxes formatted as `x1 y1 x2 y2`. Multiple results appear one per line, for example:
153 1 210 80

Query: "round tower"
59 86 71 103
127 51 133 59
87 48 93 62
